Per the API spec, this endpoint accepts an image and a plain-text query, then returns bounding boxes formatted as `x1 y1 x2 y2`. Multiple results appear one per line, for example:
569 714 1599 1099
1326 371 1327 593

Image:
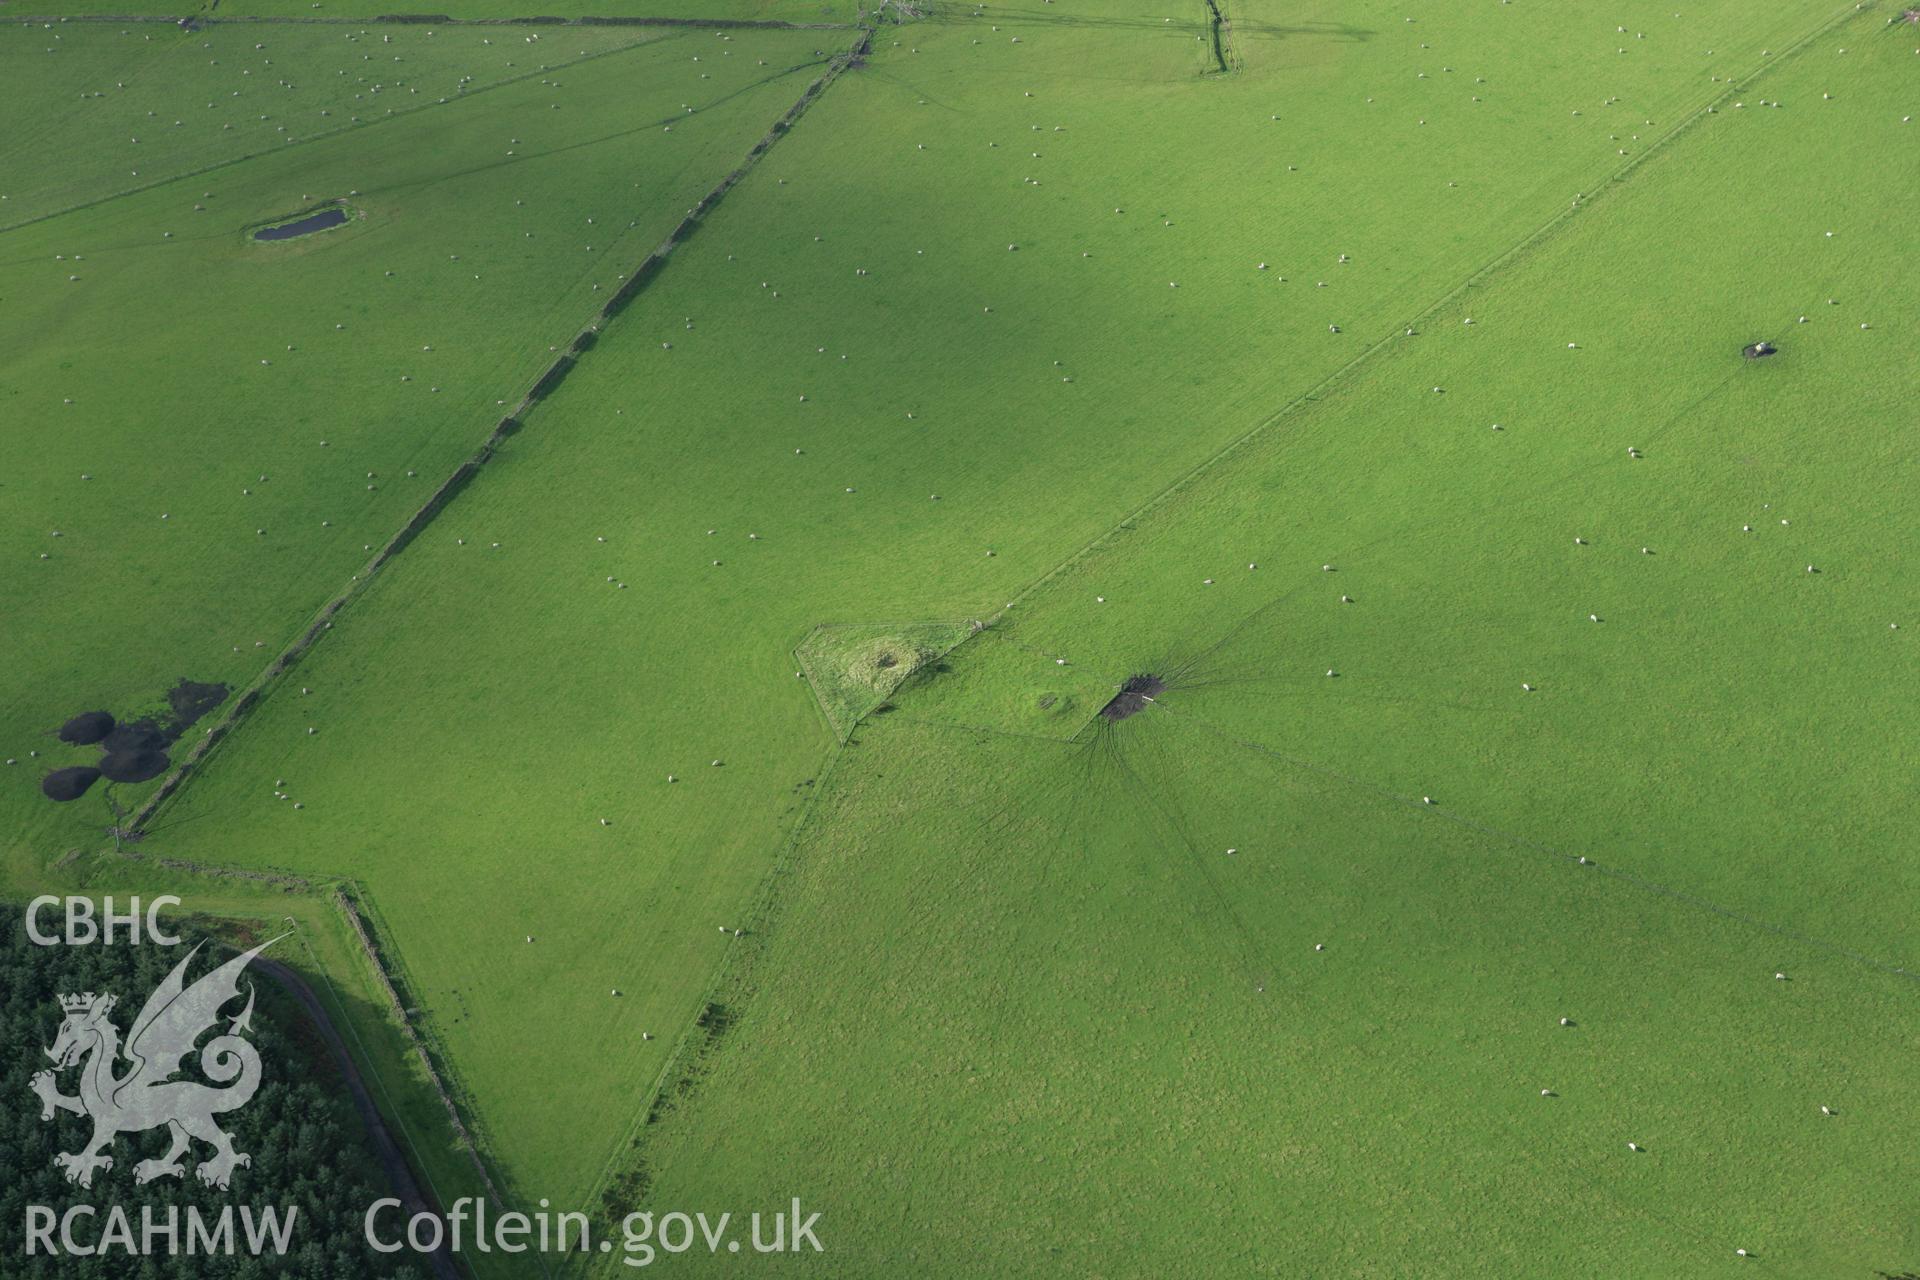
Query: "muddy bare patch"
43 679 228 804
99 750 170 784
168 680 229 728
1100 674 1166 722
57 711 115 746
101 720 167 755
42 766 103 803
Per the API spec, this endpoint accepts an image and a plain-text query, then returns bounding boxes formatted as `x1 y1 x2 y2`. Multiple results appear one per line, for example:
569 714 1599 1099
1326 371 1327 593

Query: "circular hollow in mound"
1100 674 1167 722
98 749 170 784
101 720 166 755
58 710 116 746
1743 341 1777 360
853 639 936 692
42 766 103 802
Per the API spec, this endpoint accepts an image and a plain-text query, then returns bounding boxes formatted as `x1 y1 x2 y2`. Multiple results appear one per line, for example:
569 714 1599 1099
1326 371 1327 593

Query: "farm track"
257 954 464 1280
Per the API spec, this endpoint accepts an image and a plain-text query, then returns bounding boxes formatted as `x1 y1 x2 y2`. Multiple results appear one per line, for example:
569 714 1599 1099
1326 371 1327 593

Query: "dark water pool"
255 207 348 242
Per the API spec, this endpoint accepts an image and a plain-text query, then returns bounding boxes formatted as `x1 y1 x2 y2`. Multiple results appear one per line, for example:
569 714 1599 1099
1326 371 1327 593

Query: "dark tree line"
0 904 428 1280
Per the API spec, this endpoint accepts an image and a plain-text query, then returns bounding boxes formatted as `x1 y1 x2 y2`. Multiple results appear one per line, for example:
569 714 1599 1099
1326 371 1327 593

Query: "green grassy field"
0 20 680 226
2 24 843 1261
0 21 838 852
12 1 858 22
627 7 1920 1275
7 0 1915 1272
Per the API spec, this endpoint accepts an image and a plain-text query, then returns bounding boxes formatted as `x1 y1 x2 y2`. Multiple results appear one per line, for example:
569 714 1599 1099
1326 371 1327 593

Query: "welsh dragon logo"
30 936 283 1190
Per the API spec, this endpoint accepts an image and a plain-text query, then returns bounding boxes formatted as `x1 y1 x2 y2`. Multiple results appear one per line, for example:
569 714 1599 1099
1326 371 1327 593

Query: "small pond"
254 207 348 242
